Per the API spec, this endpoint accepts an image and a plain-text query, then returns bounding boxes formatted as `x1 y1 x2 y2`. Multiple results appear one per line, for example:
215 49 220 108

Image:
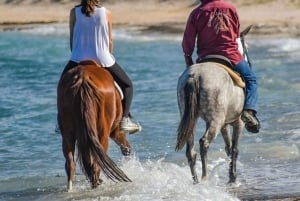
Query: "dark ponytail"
81 0 100 17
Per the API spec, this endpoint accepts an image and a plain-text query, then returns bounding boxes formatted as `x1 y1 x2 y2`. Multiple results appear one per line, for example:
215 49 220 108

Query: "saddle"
79 60 124 99
199 55 245 88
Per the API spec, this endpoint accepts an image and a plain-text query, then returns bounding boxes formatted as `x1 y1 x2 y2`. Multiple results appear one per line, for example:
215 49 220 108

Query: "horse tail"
74 76 131 183
175 74 200 151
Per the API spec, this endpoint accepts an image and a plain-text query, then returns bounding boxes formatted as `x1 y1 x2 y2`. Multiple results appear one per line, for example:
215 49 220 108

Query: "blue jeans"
234 60 258 112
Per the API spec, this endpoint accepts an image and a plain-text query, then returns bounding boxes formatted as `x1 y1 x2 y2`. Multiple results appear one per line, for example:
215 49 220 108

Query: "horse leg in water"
94 127 110 188
186 135 198 183
220 120 243 183
199 122 222 180
111 129 131 156
221 125 232 157
228 118 244 183
61 129 76 191
91 162 101 188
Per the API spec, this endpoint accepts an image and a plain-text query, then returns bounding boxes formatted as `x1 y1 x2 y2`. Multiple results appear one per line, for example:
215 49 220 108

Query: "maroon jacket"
182 0 243 66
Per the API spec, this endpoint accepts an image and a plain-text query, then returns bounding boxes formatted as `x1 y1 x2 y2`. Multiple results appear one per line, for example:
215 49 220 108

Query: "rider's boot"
120 117 142 134
241 109 260 133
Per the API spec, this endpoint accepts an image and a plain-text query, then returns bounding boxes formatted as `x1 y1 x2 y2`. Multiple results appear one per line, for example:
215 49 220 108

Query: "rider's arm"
106 9 113 53
182 13 197 67
69 7 76 51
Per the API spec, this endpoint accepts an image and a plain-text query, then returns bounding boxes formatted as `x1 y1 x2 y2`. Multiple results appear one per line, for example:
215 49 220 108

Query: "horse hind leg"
221 125 231 157
91 163 101 188
111 129 131 156
62 137 76 192
186 135 198 183
199 122 220 180
228 119 243 183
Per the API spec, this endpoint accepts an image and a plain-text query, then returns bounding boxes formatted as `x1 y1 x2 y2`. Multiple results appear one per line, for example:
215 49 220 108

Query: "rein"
240 25 253 68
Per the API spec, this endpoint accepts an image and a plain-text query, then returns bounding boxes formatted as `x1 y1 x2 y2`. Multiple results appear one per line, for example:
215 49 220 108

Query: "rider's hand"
184 55 193 67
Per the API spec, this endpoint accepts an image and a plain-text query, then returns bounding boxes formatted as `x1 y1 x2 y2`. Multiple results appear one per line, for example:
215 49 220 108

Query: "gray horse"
175 26 252 184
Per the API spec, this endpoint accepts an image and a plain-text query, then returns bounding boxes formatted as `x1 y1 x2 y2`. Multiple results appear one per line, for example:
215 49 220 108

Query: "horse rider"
61 0 141 134
182 0 260 133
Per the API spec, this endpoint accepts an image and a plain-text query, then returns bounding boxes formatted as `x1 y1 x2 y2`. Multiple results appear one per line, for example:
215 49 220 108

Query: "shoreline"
1 21 300 38
0 0 300 37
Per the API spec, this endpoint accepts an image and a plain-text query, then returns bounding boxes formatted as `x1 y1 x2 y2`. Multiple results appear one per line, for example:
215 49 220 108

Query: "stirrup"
120 117 142 134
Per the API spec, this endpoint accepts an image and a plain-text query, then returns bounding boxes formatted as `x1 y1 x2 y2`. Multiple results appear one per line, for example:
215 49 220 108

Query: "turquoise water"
0 24 300 201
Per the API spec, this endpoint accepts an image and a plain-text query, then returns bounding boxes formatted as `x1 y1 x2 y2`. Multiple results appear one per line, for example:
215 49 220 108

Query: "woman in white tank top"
61 0 141 134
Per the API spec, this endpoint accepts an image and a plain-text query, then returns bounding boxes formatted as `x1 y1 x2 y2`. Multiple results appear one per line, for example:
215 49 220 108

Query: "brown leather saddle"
199 55 245 88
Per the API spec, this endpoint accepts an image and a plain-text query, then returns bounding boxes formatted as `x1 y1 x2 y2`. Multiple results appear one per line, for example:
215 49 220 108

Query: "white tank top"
70 6 115 67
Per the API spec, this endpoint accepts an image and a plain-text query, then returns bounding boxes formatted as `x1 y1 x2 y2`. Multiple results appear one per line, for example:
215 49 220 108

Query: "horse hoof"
67 182 73 192
192 175 199 184
121 145 131 156
91 181 101 189
201 175 208 181
228 177 236 183
228 180 240 187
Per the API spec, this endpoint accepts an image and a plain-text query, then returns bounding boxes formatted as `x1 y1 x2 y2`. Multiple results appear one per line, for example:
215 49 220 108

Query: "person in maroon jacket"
182 0 260 133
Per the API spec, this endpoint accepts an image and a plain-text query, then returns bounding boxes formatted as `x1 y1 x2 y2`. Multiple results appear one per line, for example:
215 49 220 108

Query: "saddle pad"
114 82 124 100
212 62 246 88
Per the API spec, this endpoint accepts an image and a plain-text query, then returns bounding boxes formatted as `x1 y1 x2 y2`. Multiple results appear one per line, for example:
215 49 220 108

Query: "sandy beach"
0 0 300 36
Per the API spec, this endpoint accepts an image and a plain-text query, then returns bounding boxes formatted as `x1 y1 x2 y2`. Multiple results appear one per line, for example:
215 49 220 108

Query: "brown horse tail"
175 75 199 151
75 78 131 183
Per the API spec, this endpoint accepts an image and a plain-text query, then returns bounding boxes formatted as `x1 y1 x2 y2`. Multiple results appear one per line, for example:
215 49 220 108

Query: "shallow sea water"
0 24 300 201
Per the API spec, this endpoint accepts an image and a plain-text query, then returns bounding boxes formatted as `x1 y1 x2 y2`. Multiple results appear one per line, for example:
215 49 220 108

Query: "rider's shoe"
241 110 260 133
120 117 142 134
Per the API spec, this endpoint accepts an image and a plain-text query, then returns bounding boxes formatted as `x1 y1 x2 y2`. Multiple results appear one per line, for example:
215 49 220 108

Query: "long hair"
81 0 100 17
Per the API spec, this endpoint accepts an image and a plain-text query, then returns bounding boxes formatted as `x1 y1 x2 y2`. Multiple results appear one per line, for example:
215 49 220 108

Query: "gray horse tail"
176 75 199 151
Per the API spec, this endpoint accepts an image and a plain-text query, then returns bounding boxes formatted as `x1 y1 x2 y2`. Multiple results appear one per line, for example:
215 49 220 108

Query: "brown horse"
57 60 131 191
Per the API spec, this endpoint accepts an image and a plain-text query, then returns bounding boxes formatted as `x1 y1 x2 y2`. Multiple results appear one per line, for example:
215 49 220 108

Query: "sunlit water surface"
0 24 299 201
